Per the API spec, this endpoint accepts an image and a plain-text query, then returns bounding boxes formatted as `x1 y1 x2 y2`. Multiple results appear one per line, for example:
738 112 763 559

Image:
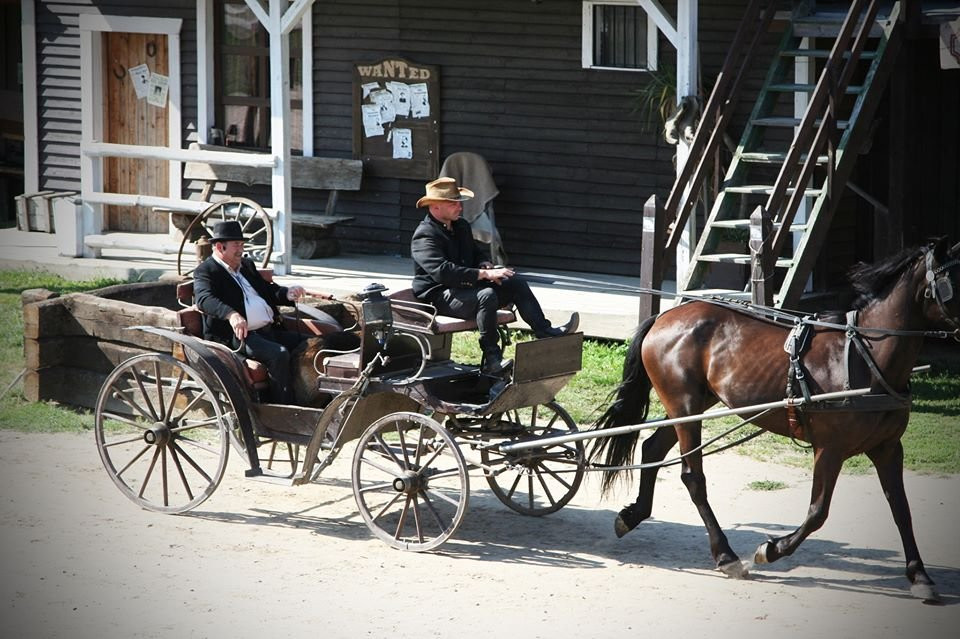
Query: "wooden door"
103 32 168 232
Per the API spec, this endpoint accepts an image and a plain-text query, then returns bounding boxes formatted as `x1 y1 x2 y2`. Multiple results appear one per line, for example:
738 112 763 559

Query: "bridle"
923 245 960 337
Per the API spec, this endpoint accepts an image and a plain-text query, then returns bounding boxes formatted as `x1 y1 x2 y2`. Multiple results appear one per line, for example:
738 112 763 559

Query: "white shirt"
213 255 275 331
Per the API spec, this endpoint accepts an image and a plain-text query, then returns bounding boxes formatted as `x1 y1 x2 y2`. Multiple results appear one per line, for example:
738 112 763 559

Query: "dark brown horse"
590 238 960 602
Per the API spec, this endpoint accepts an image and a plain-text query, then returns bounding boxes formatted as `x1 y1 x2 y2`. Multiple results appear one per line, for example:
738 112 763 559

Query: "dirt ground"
1 429 959 639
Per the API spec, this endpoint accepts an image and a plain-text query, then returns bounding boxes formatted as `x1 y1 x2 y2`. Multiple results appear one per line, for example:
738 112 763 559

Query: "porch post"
674 0 698 291
268 0 293 275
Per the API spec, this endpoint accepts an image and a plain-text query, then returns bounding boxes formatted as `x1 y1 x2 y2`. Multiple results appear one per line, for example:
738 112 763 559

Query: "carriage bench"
172 143 363 258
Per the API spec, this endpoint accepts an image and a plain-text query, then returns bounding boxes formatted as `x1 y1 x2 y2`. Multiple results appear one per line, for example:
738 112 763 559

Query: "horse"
589 238 960 603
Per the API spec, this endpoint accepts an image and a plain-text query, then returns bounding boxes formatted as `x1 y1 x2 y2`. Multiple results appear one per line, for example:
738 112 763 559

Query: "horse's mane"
847 245 924 310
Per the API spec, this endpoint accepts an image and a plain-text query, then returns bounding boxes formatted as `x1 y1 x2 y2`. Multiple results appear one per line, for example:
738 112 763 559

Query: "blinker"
936 276 954 303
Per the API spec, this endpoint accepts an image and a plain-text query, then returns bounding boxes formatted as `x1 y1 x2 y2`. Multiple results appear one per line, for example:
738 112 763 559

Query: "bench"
174 143 363 258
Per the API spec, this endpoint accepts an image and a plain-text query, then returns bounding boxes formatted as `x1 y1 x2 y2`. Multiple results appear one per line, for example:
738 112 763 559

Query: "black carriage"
94 280 585 551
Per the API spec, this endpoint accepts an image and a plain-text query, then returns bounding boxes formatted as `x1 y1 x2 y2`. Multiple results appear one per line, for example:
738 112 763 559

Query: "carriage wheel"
176 197 274 276
95 354 230 513
352 412 469 551
480 401 585 516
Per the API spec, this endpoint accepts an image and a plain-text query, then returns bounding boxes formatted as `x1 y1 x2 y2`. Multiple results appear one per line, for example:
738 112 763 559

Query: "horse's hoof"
718 559 750 580
911 582 943 605
614 515 632 538
754 540 773 565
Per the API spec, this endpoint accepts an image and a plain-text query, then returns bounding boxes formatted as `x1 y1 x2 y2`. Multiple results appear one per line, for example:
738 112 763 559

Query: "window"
214 0 302 150
582 1 658 72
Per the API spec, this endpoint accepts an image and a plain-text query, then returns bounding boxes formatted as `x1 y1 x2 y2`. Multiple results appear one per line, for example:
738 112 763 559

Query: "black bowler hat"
209 221 245 243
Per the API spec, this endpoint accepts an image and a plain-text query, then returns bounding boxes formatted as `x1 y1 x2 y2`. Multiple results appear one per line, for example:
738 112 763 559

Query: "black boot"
481 348 513 376
535 312 580 338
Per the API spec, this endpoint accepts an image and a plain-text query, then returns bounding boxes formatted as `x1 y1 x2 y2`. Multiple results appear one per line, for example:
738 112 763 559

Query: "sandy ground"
1 429 959 639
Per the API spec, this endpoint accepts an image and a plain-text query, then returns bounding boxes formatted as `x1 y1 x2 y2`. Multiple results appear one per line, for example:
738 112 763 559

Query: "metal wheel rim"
352 412 469 551
480 401 585 516
94 353 230 513
177 197 274 276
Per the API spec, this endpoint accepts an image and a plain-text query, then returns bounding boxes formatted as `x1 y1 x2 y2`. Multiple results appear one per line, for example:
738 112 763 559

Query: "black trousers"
432 277 551 353
238 325 306 403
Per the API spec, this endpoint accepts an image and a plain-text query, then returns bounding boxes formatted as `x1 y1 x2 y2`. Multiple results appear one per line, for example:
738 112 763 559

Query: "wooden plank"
186 144 362 191
25 336 156 372
289 213 355 228
23 366 108 409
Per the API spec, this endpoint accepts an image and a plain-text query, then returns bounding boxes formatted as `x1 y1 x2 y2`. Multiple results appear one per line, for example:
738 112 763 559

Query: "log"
23 293 180 351
24 366 109 409
21 288 59 305
88 280 179 308
24 337 155 373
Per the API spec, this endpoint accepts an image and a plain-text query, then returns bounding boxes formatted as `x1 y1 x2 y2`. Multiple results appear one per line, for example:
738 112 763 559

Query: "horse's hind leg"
675 424 747 578
866 439 940 604
754 446 842 566
615 426 678 537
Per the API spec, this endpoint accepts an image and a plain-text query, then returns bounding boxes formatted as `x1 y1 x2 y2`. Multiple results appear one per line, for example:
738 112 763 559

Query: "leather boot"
481 348 513 376
535 312 580 338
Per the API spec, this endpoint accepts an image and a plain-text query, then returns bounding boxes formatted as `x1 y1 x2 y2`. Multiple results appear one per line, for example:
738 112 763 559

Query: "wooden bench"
175 143 363 258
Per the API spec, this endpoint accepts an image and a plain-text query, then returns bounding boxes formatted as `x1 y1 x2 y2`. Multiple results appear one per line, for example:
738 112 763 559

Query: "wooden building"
16 1 960 291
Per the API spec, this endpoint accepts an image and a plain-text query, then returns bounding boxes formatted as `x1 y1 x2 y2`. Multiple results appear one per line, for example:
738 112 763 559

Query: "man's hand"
479 266 514 285
228 312 248 340
286 285 306 302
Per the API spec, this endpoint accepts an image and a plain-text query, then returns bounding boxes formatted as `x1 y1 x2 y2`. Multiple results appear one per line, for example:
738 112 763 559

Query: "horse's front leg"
754 446 842 566
615 426 679 537
866 439 940 604
676 424 747 578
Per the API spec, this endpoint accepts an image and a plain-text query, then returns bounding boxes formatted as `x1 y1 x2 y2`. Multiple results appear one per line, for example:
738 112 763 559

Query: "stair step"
780 49 878 60
752 117 849 129
723 185 825 197
698 253 794 268
791 21 886 39
740 151 829 165
768 83 863 94
710 219 810 232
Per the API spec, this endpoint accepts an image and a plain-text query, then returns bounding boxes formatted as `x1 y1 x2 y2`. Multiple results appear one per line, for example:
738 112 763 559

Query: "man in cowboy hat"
411 177 578 375
194 220 309 403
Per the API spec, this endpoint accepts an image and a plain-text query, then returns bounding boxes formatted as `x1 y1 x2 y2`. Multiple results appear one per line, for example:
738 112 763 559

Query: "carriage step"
244 471 297 486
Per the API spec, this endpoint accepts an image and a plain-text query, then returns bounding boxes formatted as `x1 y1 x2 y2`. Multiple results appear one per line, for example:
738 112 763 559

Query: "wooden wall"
33 0 198 193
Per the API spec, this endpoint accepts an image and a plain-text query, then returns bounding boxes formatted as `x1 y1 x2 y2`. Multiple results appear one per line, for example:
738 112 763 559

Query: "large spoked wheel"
480 401 585 516
352 412 469 552
177 197 273 276
95 354 230 513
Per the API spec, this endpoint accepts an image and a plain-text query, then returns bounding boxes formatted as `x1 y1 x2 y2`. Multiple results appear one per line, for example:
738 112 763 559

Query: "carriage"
93 275 586 551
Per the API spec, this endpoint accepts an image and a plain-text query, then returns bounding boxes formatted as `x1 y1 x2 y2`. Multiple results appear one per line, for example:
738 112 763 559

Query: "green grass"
2 268 959 475
747 479 789 491
0 270 126 433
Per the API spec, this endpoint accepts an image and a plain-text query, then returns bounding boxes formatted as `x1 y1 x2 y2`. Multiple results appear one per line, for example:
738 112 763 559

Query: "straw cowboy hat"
209 220 246 243
416 177 475 208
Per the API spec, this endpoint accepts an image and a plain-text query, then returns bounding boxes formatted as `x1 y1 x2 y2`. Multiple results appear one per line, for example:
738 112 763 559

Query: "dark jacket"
193 256 290 345
411 214 490 301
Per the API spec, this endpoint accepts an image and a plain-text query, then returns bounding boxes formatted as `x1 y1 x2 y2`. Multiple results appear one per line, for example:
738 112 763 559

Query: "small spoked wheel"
94 354 230 513
177 197 273 276
480 401 585 516
352 412 469 551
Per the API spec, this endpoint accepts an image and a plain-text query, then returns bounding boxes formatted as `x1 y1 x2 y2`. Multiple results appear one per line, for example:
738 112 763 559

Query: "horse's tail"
589 315 657 493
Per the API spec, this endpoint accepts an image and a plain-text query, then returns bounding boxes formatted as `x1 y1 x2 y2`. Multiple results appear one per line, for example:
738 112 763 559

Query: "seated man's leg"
434 287 510 372
496 278 579 338
243 328 297 403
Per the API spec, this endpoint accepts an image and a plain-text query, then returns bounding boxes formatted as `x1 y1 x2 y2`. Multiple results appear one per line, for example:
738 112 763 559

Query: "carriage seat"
387 288 515 334
174 276 342 390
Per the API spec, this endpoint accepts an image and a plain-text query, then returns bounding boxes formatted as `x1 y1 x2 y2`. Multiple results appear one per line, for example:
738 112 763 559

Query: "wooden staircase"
663 0 904 308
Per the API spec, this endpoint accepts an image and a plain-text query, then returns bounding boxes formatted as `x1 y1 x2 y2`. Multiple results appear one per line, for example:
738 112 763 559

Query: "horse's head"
920 237 960 336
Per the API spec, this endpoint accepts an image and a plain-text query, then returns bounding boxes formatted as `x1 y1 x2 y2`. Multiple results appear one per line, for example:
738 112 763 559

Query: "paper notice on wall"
940 19 960 69
391 128 413 159
147 72 169 107
361 81 380 99
129 63 151 98
386 81 411 118
362 104 384 137
409 83 429 118
369 88 396 124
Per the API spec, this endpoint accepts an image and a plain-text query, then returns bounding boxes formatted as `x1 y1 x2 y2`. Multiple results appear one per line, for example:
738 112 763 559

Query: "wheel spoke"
394 494 413 540
419 489 447 530
165 369 186 423
168 443 195 501
411 493 425 544
153 361 166 421
138 446 162 498
505 472 522 500
170 440 214 483
372 491 404 523
533 464 558 506
171 389 209 423
161 445 169 507
357 480 395 494
171 416 221 432
396 424 411 467
423 485 461 509
175 434 222 457
100 411 148 430
535 460 575 488
115 444 153 477
111 386 155 422
131 367 159 421
359 452 404 479
373 433 405 469
414 439 448 475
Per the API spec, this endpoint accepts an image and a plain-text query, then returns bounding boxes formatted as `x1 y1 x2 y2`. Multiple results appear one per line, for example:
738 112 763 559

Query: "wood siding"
33 0 197 192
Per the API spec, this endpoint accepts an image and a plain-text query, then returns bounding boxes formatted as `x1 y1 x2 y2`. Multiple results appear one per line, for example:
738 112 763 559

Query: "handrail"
663 0 775 253
765 0 881 259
